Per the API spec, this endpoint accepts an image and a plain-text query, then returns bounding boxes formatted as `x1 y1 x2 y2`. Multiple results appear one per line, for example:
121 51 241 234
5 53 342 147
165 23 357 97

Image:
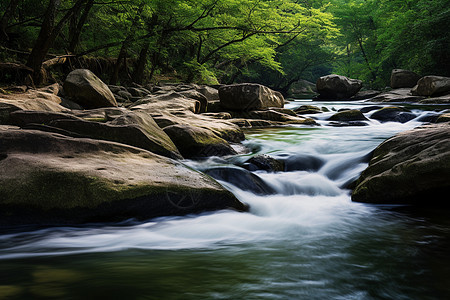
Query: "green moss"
0 168 231 211
0 170 162 209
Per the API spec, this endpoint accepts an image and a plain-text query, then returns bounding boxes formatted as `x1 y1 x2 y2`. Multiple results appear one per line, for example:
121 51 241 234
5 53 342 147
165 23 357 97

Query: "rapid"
1 101 449 299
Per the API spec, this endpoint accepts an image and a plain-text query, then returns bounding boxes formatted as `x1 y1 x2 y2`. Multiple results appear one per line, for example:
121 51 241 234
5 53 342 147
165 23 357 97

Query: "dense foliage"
1 0 449 90
330 0 450 88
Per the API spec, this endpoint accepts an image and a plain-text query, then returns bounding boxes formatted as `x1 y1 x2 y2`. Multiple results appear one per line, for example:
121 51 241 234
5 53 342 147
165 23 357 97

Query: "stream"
1 101 449 299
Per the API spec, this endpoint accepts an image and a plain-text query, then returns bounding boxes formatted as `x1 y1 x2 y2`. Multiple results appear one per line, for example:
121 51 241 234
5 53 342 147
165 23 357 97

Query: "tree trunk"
132 41 150 84
148 51 160 82
110 2 144 85
26 0 85 84
357 38 377 81
68 0 94 53
0 0 20 41
26 0 60 84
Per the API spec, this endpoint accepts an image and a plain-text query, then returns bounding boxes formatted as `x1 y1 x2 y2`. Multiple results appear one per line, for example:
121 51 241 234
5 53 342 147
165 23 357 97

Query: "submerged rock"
295 105 323 114
359 106 384 113
352 123 450 205
242 154 285 172
436 113 450 123
204 166 276 195
281 154 325 172
370 106 416 123
0 127 247 226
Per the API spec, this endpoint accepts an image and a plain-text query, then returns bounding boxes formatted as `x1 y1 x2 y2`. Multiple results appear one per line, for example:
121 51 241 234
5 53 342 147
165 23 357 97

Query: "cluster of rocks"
296 104 449 127
1 67 449 226
0 69 320 226
314 70 450 103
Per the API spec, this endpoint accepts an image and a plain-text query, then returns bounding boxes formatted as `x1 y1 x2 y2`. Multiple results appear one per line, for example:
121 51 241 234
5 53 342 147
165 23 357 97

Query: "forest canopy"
1 0 449 91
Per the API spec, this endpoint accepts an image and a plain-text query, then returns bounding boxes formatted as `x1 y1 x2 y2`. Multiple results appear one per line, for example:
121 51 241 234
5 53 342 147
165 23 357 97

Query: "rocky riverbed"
1 69 450 227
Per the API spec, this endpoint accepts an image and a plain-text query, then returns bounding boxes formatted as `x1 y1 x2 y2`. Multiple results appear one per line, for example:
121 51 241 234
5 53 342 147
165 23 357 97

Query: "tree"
25 0 86 84
0 0 20 41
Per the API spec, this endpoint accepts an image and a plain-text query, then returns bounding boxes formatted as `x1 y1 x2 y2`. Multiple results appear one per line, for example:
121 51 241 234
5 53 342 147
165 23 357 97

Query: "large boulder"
197 85 220 101
316 74 363 100
288 80 317 98
390 69 421 88
352 123 450 205
350 90 382 101
218 83 284 111
412 76 450 97
163 124 237 158
0 127 247 226
63 69 118 109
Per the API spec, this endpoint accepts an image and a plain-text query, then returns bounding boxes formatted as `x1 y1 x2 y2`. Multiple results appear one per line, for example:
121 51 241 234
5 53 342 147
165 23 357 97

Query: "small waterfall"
1 101 448 300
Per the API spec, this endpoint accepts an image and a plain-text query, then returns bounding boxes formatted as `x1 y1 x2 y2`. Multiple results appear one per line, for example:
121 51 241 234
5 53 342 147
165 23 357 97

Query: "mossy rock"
295 105 322 114
0 127 247 226
352 123 450 205
328 109 368 122
163 124 237 158
18 110 183 159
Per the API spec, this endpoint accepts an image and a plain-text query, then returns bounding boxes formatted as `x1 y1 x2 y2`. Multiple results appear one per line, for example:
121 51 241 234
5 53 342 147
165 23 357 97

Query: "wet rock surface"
0 127 248 226
352 123 450 205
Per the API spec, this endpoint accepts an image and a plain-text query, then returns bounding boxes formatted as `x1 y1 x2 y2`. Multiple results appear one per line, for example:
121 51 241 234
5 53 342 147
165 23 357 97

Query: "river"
1 101 449 299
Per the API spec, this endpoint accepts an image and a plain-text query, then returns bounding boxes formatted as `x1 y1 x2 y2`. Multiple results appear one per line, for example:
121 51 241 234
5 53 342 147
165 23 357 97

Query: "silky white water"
1 101 449 299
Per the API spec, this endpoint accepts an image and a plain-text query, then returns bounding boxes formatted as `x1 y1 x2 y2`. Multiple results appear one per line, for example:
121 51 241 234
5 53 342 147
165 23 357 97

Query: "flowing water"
1 101 450 299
